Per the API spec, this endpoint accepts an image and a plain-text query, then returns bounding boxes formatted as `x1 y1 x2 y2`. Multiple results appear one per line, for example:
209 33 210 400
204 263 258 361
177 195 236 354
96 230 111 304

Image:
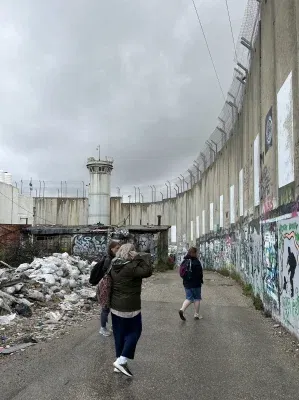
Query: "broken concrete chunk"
0 313 16 325
15 263 31 273
77 288 96 300
64 293 80 304
27 290 45 302
4 287 16 295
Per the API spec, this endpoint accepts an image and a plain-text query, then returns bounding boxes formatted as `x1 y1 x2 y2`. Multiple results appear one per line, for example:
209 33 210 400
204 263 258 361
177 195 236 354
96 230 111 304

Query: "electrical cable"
224 0 238 61
191 0 226 101
0 189 67 225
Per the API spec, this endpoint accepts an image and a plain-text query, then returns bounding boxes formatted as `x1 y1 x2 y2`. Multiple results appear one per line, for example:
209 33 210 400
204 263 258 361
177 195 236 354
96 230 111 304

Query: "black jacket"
89 255 112 285
110 255 152 312
183 255 203 289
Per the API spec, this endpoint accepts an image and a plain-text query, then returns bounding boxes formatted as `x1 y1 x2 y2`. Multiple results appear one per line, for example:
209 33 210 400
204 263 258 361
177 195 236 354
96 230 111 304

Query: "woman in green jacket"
110 243 152 377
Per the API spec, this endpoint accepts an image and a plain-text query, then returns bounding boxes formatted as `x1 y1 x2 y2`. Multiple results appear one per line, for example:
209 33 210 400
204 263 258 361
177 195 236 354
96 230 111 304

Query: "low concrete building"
21 224 170 267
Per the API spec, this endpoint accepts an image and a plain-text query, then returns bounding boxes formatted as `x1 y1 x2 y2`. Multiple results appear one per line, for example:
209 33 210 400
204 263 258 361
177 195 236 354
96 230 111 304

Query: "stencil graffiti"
278 217 299 335
73 234 107 256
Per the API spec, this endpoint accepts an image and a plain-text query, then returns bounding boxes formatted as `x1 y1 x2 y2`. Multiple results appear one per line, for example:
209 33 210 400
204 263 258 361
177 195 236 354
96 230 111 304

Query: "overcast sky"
0 0 247 199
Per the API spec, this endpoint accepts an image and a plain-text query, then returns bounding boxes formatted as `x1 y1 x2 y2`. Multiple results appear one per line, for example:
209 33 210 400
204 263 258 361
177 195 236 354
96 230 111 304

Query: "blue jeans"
111 313 142 360
185 287 202 301
100 307 110 328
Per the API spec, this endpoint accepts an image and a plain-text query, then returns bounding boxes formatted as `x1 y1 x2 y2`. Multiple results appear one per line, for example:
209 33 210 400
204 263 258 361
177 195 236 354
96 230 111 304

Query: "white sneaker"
99 327 111 337
114 368 120 373
113 360 133 377
194 313 203 320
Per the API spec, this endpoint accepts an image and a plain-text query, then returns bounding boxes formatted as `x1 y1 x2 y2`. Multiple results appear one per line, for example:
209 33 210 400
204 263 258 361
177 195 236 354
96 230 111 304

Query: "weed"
230 270 242 284
218 267 230 277
243 283 253 297
252 294 264 317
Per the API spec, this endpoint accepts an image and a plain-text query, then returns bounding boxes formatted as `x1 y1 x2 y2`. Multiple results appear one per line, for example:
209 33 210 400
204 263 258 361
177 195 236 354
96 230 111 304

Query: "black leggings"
111 313 142 360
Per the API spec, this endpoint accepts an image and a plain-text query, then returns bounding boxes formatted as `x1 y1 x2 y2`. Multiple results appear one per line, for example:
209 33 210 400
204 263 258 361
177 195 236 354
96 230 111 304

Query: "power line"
191 0 226 101
0 189 59 225
224 0 237 60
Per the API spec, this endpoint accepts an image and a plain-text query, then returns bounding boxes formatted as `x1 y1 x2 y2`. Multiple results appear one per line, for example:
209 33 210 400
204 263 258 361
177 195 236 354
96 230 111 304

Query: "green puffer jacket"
110 255 153 312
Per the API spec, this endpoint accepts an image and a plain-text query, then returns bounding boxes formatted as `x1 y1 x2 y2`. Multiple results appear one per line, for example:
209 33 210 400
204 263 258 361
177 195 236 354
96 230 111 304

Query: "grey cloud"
0 0 247 197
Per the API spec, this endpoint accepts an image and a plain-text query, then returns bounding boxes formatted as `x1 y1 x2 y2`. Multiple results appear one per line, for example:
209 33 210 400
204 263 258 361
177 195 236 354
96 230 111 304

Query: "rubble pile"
0 253 99 353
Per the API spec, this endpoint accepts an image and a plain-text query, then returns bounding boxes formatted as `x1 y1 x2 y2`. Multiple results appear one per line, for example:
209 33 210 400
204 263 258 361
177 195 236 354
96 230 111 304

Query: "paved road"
1 271 299 400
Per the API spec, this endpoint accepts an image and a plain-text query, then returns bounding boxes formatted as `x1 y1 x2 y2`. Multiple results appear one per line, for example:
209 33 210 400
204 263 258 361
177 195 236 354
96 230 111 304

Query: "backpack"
89 258 105 286
179 259 192 280
97 263 113 308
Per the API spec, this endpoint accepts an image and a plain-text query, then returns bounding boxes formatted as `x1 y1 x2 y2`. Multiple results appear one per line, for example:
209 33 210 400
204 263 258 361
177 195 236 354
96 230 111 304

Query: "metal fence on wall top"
122 0 261 204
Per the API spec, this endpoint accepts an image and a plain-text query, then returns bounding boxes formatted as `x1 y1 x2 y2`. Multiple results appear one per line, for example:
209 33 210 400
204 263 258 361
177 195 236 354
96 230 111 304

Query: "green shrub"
252 294 264 311
242 283 253 297
218 267 230 277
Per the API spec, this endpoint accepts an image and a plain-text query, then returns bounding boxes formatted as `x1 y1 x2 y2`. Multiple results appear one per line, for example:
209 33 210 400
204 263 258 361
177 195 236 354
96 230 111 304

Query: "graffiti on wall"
265 106 273 154
261 166 274 215
73 234 107 257
249 221 263 296
262 223 278 305
278 218 299 335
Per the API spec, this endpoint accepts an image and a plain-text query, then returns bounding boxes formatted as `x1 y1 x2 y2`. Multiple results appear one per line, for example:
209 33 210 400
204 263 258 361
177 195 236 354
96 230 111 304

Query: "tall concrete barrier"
114 1 299 338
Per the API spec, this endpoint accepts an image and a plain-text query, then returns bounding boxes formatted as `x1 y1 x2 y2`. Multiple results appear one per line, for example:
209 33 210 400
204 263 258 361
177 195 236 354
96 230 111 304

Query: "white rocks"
27 290 45 302
15 263 31 273
69 279 77 289
64 293 80 304
77 288 96 300
45 311 62 323
0 313 16 325
5 287 16 295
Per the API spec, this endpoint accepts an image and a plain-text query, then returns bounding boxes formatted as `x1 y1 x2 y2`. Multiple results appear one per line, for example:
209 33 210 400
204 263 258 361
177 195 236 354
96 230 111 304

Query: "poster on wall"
278 217 299 336
196 216 200 238
239 169 244 217
277 71 294 188
190 221 194 242
171 225 176 243
254 134 260 206
219 195 224 227
230 185 235 224
210 203 214 231
265 107 273 154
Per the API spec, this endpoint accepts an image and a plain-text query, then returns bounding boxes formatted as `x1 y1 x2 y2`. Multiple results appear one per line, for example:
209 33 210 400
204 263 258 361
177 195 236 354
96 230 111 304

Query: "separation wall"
34 198 89 226
0 182 34 224
113 1 299 338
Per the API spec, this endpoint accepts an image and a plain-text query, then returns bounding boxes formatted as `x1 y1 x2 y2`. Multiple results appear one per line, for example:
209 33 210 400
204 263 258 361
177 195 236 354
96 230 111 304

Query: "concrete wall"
34 198 89 226
113 1 299 339
0 182 33 224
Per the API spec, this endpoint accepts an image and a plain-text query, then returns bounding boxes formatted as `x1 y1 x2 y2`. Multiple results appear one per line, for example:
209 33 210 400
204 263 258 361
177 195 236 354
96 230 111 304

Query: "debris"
45 311 62 323
27 290 45 302
0 342 35 354
0 314 16 325
0 252 97 351
0 260 14 270
273 324 280 328
15 303 32 318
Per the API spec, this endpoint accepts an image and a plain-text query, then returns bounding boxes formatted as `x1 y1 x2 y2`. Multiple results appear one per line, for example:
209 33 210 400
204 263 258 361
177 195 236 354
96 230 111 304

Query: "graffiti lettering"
73 234 107 257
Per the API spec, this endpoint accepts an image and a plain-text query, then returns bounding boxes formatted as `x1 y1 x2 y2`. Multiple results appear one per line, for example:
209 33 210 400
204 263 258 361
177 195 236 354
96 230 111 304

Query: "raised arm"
132 259 153 279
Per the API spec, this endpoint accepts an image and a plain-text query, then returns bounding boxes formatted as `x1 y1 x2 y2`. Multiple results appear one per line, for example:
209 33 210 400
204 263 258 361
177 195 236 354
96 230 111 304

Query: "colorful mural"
278 218 299 336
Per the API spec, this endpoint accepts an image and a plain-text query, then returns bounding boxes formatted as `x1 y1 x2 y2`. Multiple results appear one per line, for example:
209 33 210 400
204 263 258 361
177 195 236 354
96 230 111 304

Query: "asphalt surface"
1 271 299 400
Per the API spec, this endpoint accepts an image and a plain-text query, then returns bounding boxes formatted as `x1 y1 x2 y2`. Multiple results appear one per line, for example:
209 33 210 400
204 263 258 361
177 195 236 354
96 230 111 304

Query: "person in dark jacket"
90 241 120 337
110 243 152 377
179 247 203 321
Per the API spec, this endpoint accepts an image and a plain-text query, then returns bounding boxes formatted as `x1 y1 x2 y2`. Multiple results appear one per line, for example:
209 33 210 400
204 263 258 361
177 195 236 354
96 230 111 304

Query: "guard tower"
86 153 113 225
